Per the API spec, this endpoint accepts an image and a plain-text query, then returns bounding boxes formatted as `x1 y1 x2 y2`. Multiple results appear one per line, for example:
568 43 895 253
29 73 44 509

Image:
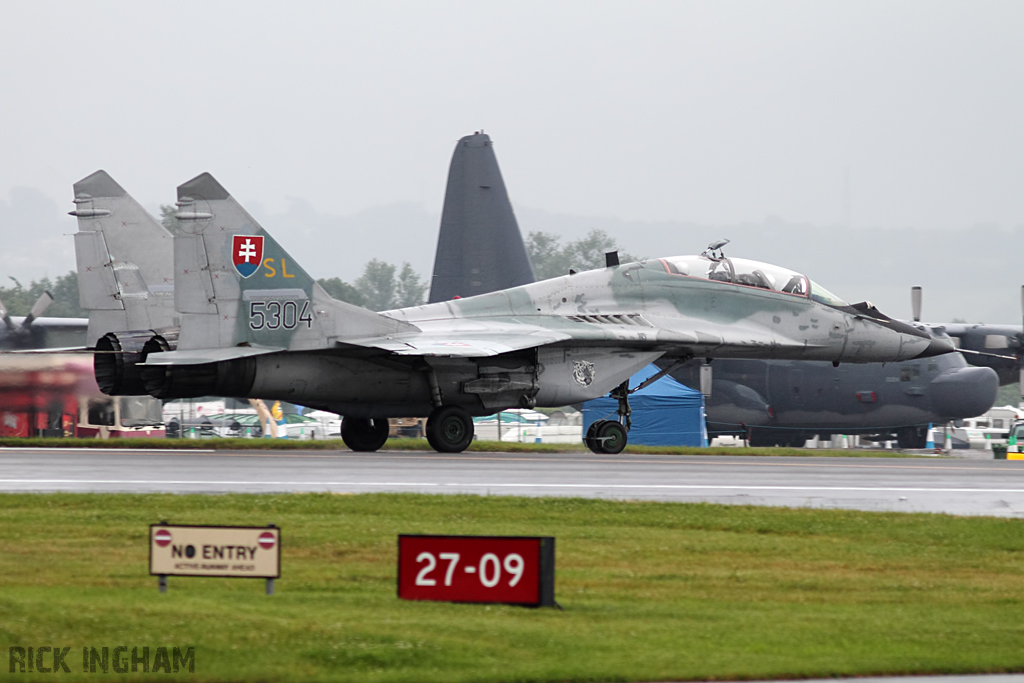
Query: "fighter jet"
424 133 1003 450
71 170 948 455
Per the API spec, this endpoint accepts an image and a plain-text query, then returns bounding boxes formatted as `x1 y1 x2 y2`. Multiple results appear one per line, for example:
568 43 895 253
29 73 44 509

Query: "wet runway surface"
2 447 1024 516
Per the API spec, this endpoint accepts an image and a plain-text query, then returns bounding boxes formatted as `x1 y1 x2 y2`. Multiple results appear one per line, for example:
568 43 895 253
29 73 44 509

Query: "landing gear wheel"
584 420 606 453
784 433 808 448
341 417 390 452
896 425 928 450
426 406 475 453
596 420 628 454
748 428 775 448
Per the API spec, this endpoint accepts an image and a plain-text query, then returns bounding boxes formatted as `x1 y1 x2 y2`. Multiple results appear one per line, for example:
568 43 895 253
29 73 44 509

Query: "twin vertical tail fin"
70 170 176 347
172 173 412 352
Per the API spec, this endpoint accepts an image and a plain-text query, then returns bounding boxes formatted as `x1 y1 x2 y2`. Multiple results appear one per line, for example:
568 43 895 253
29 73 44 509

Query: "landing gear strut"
341 417 390 452
426 405 475 453
585 379 631 454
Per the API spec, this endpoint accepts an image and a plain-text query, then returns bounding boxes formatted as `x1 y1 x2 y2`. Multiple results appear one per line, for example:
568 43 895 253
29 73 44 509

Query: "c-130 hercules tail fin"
428 131 534 303
170 172 413 354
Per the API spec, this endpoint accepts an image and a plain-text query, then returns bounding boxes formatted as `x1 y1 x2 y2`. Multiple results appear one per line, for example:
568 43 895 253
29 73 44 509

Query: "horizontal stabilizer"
141 345 285 366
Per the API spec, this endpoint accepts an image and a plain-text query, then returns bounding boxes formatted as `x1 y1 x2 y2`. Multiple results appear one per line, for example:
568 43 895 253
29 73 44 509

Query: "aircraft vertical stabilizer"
172 173 412 352
70 170 176 346
427 132 535 303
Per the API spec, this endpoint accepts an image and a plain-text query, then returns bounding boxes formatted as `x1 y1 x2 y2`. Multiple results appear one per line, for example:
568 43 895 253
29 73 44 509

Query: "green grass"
0 436 920 457
0 493 1022 682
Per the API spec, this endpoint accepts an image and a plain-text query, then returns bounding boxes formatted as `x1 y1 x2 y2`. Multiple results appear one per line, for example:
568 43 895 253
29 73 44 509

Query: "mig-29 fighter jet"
73 171 948 454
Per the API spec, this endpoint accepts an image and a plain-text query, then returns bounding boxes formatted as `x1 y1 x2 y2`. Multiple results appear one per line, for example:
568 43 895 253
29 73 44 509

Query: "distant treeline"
0 273 85 318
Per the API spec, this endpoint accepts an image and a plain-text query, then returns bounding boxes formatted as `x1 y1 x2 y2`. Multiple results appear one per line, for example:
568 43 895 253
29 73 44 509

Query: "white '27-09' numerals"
413 551 525 588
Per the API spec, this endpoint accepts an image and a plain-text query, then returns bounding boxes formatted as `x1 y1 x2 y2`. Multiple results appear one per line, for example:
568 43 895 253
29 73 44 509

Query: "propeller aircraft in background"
0 292 87 351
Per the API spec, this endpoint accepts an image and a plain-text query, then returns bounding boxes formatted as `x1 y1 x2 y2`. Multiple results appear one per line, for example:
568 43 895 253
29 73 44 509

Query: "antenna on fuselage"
701 239 730 261
911 286 922 322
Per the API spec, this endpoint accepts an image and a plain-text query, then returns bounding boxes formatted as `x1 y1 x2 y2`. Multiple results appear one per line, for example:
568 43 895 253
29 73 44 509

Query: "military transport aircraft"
910 284 1024 389
71 170 953 454
428 132 535 303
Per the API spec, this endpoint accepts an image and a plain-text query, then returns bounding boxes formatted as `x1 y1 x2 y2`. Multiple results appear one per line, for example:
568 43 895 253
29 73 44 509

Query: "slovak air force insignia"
232 235 264 278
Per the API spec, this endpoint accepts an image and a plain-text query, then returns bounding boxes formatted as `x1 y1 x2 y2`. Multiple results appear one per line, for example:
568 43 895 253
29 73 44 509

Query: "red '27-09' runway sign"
397 535 555 607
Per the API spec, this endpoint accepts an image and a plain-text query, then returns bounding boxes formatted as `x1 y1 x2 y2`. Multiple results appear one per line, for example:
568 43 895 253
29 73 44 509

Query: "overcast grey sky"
1 0 1023 322
2 0 1021 224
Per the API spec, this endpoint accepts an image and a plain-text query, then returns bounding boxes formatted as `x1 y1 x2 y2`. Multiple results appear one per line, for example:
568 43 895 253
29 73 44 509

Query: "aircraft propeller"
22 291 54 328
0 296 13 331
911 286 922 323
0 291 54 334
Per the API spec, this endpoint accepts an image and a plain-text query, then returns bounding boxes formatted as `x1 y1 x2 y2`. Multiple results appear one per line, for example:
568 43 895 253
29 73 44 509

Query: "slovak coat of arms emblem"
572 360 596 387
232 235 264 278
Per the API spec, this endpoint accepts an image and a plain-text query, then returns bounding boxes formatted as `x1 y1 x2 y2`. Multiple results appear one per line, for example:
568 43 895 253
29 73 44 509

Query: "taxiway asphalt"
1 447 1023 516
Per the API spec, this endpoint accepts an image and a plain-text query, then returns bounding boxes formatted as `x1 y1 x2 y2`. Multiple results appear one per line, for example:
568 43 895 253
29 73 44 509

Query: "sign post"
397 535 556 607
150 523 280 594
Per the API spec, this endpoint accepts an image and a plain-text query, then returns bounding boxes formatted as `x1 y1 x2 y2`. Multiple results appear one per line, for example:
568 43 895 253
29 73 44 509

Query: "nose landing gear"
584 419 628 454
584 379 632 454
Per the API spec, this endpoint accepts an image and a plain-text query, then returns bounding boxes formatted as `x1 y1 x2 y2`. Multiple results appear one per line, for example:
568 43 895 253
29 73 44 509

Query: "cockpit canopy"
659 255 848 307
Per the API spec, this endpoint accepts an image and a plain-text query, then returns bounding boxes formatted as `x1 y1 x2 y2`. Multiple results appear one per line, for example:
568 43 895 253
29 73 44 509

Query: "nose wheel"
584 419 628 454
426 405 475 453
584 379 632 454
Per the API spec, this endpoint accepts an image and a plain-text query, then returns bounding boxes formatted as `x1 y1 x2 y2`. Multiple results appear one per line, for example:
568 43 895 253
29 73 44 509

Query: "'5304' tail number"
249 300 313 330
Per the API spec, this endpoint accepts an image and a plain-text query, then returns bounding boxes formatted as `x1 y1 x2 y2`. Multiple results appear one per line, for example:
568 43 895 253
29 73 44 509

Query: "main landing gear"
426 405 475 453
340 417 390 452
340 407 476 454
584 379 631 454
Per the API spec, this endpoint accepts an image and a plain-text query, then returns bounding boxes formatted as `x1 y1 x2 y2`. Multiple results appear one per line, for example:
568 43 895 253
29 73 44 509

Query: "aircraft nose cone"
913 335 957 359
928 366 999 419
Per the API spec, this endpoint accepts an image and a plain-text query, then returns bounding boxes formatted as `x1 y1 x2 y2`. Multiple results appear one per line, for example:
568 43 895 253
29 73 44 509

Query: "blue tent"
582 365 708 447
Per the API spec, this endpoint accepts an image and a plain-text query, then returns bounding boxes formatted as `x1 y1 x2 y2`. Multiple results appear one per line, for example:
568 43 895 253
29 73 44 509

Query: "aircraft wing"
345 319 572 357
343 314 787 358
10 316 89 330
